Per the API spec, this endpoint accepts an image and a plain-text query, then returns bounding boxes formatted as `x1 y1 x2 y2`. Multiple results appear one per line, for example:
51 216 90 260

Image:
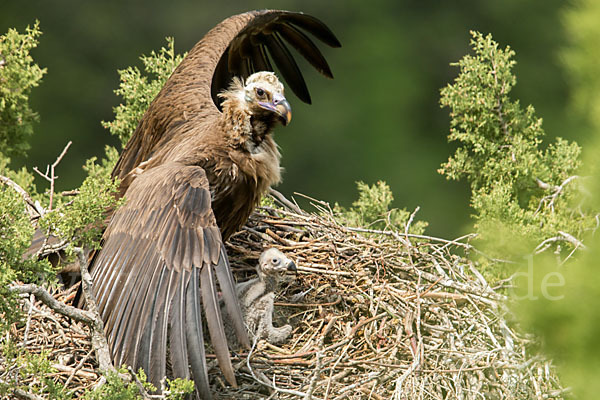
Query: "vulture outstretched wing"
112 10 340 182
91 9 340 399
92 164 246 398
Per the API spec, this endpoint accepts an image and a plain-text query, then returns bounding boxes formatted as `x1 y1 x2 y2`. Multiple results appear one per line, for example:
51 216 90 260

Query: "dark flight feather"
264 32 310 103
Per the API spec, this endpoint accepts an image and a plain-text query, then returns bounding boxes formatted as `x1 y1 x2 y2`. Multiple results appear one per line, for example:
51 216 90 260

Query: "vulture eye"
256 88 265 97
272 258 280 265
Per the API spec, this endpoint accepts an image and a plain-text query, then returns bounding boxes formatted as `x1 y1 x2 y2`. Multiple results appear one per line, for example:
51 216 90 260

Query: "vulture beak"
259 93 292 126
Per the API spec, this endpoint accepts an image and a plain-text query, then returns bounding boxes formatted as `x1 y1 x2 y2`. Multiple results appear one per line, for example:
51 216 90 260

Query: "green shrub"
102 37 185 147
335 180 427 235
439 31 595 259
0 21 46 157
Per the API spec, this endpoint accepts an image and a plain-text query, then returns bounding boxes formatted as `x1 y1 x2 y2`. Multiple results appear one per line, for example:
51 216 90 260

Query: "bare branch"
269 188 303 214
12 388 45 400
535 175 580 215
0 175 43 219
535 231 587 254
33 141 72 210
127 366 164 399
404 206 420 236
74 246 116 375
10 283 95 325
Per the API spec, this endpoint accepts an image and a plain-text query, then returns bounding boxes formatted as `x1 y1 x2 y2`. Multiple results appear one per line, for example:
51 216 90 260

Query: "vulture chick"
89 10 340 399
225 248 297 347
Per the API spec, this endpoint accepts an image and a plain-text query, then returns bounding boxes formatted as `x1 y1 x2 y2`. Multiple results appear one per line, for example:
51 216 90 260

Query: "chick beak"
259 93 292 126
286 260 297 273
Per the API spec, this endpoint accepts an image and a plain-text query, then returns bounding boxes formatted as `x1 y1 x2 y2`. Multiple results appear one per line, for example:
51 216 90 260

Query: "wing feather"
169 270 190 379
283 12 342 47
186 269 211 399
91 164 245 398
200 263 236 386
209 10 340 109
214 246 250 349
263 32 310 103
277 22 333 78
249 43 273 74
112 244 162 364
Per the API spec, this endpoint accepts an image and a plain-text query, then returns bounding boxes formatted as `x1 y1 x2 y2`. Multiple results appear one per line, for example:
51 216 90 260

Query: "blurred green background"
0 0 579 238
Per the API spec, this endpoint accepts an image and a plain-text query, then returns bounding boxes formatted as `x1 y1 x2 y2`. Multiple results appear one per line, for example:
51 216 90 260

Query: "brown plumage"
89 10 340 399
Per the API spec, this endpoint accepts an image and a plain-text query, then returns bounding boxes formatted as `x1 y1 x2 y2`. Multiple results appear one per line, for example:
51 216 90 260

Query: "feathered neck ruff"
218 77 279 151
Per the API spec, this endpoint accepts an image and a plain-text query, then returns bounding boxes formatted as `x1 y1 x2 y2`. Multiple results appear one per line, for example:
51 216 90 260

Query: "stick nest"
5 196 567 399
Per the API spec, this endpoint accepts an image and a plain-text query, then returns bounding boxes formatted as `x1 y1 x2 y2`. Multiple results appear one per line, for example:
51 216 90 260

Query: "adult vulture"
90 9 340 399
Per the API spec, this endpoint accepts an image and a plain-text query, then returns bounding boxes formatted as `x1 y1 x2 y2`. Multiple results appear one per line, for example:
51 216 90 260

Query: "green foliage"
517 239 600 400
164 378 196 400
439 31 594 257
334 181 427 235
515 3 600 400
0 21 46 157
0 179 53 334
0 24 197 400
39 149 122 251
84 368 145 400
84 368 194 400
102 38 185 146
1 339 71 399
0 153 39 197
563 0 600 131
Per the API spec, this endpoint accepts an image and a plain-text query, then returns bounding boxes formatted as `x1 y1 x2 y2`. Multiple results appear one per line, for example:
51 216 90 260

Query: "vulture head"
219 72 292 147
244 71 292 126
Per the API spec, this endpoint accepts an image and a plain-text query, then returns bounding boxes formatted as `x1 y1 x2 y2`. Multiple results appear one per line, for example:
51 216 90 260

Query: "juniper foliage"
439 31 595 257
335 181 427 235
0 21 46 157
102 37 186 147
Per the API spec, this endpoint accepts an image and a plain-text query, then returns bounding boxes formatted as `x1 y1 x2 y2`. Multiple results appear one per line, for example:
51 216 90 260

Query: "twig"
270 188 304 214
75 246 116 375
535 175 580 215
404 206 420 237
11 388 45 400
9 284 95 325
0 175 44 219
345 226 511 263
63 349 94 387
23 293 35 346
306 318 336 399
297 264 352 276
535 231 587 254
246 337 320 399
32 140 72 210
557 231 586 250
